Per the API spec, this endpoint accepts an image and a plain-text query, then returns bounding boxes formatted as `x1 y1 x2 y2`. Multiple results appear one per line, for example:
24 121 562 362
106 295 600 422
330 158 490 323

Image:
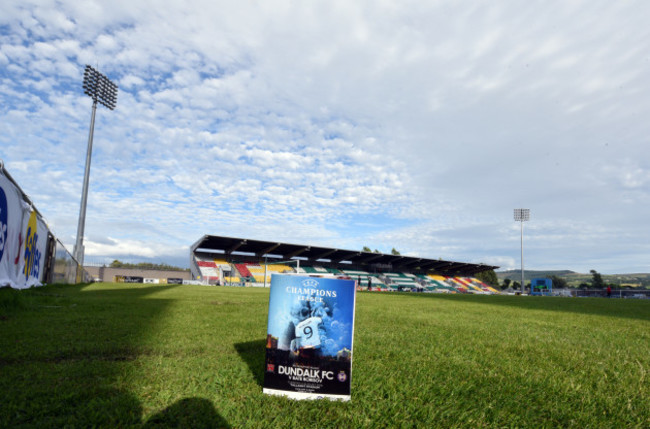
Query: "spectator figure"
607 285 612 298
367 277 372 291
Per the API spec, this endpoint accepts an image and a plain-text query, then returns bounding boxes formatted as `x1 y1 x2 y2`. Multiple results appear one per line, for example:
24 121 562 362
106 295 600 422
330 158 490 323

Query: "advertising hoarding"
0 173 48 289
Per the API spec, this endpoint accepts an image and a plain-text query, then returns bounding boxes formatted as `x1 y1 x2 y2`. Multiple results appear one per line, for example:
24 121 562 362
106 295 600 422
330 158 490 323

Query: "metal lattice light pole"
73 65 118 266
514 208 530 295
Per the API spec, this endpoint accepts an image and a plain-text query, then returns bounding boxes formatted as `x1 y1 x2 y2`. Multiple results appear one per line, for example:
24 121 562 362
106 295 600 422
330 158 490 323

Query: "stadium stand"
240 262 296 284
366 275 386 290
442 277 465 292
193 254 222 284
453 277 484 293
341 269 369 276
424 275 456 292
341 270 387 290
464 277 499 294
235 263 253 280
214 258 231 270
414 274 448 292
189 236 500 293
383 272 421 291
246 263 266 283
266 264 293 273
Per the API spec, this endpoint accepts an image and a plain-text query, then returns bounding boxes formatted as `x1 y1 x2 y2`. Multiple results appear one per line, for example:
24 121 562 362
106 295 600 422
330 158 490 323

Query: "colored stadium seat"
235 263 252 278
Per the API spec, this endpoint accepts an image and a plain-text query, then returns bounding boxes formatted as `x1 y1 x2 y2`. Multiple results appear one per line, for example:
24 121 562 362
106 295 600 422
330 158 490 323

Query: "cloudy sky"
1 1 649 273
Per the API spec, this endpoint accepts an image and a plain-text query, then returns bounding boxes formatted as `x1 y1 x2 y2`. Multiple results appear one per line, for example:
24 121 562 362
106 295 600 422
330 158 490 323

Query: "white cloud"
84 236 187 259
1 0 650 273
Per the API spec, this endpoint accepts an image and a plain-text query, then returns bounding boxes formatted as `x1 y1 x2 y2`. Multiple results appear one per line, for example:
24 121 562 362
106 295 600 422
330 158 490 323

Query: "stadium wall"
0 161 89 288
85 266 192 283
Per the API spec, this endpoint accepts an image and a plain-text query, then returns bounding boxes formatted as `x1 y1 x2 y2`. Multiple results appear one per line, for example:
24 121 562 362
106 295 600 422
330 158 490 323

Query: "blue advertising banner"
263 274 357 401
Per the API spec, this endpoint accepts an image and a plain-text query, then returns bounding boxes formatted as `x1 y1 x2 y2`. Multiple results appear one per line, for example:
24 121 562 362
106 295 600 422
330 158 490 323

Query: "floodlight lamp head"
82 65 118 110
514 208 530 222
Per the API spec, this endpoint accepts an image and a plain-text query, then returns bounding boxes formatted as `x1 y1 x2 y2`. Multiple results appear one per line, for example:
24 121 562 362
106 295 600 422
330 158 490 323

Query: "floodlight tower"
514 208 530 295
73 65 118 266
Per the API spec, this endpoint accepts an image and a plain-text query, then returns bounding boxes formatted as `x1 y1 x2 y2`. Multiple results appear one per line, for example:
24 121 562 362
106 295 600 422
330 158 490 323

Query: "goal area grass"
1 283 648 428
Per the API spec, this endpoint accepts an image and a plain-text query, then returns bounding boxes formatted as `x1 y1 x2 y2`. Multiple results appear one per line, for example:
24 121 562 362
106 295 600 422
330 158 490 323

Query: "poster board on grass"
263 274 357 401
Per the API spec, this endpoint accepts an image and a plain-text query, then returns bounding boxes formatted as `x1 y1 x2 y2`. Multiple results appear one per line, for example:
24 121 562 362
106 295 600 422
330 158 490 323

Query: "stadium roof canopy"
190 235 498 276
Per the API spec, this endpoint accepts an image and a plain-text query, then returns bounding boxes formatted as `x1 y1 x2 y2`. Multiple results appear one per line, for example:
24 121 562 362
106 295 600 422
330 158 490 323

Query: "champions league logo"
301 278 320 288
285 277 337 302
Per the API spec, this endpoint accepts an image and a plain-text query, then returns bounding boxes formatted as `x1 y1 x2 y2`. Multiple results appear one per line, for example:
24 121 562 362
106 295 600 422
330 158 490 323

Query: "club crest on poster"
263 274 356 401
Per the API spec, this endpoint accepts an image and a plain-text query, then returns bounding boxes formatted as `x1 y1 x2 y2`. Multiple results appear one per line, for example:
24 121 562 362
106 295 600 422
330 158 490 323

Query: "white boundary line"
263 388 350 402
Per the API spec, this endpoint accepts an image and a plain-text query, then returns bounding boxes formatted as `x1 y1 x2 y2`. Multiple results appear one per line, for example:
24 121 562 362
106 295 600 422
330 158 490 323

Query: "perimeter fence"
572 288 650 299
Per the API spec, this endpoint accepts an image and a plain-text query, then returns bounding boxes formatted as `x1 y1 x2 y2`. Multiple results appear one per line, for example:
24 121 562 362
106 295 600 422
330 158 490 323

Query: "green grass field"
1 283 648 428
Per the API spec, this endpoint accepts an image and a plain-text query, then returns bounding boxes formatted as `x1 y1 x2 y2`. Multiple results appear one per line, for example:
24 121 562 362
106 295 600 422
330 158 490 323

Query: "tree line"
108 260 189 272
363 246 401 255
362 246 637 290
497 269 621 290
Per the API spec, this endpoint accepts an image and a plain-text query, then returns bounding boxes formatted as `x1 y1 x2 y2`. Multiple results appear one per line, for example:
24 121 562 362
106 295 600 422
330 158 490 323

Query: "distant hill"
496 270 650 288
496 270 575 281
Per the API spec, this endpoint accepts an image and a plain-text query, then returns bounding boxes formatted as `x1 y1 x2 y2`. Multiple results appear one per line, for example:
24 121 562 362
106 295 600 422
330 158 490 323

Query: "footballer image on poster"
263 274 356 401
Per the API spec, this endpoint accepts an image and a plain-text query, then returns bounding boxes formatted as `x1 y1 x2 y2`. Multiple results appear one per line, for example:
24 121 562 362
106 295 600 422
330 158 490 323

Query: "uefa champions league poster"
263 274 357 401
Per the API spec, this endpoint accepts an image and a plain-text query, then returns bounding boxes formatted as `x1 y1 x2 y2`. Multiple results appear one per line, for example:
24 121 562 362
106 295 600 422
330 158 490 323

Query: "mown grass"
0 284 648 428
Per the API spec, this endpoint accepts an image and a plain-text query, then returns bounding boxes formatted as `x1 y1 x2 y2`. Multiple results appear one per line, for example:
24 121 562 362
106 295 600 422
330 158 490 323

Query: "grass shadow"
0 282 233 427
234 339 266 387
144 397 230 428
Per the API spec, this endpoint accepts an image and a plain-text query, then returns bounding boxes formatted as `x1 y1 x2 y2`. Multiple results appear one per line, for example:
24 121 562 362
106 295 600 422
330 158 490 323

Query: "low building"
84 266 192 283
